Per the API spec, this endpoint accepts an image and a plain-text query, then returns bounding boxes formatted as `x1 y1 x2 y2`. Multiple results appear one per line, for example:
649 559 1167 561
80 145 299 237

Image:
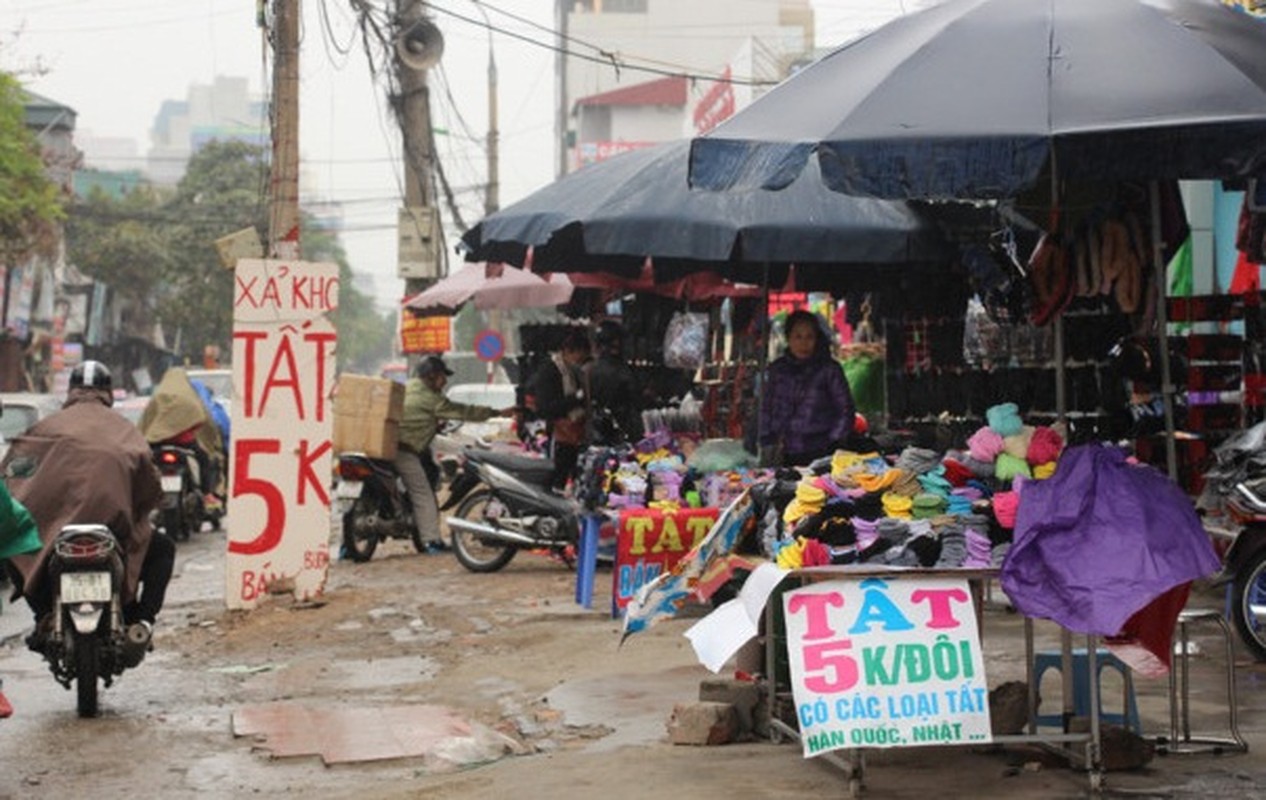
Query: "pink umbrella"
402 262 573 311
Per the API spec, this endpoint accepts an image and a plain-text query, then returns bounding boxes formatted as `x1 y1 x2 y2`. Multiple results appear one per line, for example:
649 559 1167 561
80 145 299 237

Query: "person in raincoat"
188 376 231 458
1 361 167 649
139 367 226 506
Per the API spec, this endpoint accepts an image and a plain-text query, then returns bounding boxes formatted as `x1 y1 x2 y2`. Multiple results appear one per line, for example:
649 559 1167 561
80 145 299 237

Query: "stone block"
667 701 740 746
698 678 761 735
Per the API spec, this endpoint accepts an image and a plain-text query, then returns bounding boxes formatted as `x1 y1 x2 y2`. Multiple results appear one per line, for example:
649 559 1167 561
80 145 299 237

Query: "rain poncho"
2 387 161 606
139 367 225 495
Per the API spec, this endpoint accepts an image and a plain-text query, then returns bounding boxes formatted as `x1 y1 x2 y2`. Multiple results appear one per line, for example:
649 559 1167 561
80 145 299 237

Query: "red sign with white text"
614 507 719 611
228 259 339 609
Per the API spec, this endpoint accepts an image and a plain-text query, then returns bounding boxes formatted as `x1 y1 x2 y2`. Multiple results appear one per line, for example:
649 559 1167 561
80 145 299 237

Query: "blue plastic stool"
1032 648 1142 733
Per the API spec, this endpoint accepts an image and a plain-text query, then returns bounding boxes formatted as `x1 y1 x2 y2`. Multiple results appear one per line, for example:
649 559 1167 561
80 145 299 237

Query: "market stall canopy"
689 0 1266 200
402 262 573 312
459 139 955 283
567 260 765 301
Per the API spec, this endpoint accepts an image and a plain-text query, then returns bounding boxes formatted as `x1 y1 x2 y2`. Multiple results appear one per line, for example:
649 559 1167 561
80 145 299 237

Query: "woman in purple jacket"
759 310 856 467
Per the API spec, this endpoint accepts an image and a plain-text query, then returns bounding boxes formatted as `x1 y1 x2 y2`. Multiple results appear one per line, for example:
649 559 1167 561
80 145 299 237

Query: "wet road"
3 515 1266 799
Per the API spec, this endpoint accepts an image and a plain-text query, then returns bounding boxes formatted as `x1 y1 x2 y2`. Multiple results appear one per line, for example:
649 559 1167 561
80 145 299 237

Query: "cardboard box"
332 375 405 459
334 374 405 421
333 413 400 460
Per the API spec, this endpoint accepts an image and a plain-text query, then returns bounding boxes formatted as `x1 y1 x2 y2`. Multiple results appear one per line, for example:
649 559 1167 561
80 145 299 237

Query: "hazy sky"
2 0 921 309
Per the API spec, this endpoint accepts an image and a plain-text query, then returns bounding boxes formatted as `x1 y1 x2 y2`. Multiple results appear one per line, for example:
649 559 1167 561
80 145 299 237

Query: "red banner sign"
613 507 719 611
400 314 451 353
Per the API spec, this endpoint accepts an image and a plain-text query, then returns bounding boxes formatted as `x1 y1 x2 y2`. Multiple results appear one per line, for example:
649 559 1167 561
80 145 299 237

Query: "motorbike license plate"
335 480 363 500
60 572 112 604
160 475 182 493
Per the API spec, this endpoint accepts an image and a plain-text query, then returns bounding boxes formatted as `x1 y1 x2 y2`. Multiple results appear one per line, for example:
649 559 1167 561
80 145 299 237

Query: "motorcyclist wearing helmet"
585 320 643 444
0 360 168 652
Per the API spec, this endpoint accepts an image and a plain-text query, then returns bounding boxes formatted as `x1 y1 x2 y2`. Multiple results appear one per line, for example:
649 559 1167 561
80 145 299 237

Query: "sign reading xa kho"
228 259 339 609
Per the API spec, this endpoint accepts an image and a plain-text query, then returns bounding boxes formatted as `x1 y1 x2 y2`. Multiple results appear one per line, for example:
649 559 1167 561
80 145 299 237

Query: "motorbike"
335 451 427 562
35 523 150 717
151 444 214 542
1200 422 1266 661
442 448 579 573
1210 475 1266 661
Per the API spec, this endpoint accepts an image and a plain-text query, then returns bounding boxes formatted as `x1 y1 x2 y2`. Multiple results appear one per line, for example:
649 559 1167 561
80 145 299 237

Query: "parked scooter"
31 523 151 717
151 444 207 542
1200 422 1266 660
336 452 427 561
442 449 582 573
1212 475 1266 661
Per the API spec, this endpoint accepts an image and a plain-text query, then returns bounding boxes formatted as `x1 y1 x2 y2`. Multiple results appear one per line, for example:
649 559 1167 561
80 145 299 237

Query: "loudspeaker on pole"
396 20 444 71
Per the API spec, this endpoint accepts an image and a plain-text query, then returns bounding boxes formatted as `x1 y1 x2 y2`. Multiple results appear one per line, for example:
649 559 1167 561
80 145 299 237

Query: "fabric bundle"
894 446 942 475
995 453 1032 481
1027 425 1065 466
986 402 1023 436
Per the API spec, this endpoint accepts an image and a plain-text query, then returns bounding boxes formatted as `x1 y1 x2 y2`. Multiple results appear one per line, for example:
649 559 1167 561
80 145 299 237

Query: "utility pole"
395 0 442 295
269 0 301 259
554 0 568 179
485 32 499 215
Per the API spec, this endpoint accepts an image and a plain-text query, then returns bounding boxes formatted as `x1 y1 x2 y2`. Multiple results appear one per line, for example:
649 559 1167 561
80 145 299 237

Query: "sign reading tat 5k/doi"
784 576 992 758
228 259 339 609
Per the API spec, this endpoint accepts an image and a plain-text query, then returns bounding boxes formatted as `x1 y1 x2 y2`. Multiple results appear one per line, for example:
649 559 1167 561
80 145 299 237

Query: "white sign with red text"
227 259 339 609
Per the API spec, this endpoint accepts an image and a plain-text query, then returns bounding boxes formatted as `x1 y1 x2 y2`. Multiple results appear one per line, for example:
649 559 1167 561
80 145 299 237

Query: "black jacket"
586 355 642 442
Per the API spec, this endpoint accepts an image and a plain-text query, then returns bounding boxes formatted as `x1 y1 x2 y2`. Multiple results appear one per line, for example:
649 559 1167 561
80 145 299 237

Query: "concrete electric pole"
554 0 568 179
394 0 444 294
485 23 499 216
269 0 301 259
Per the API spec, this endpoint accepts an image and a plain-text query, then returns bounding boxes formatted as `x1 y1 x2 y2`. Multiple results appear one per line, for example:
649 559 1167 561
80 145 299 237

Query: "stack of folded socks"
934 519 967 567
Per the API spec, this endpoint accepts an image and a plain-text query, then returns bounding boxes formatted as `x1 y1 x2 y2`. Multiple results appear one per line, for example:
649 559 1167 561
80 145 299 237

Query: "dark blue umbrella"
690 0 1266 199
460 139 956 287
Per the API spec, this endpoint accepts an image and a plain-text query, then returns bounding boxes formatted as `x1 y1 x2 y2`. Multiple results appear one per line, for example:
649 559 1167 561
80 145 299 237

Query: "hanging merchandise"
662 311 709 370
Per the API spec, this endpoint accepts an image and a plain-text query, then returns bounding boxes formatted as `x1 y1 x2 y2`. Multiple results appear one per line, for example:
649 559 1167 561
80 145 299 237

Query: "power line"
423 1 777 87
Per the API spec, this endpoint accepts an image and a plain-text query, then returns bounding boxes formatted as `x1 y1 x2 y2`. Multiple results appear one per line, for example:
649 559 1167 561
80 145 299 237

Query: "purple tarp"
1000 444 1220 636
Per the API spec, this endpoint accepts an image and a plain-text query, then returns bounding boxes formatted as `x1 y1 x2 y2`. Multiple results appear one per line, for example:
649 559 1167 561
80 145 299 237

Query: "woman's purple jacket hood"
759 318 855 457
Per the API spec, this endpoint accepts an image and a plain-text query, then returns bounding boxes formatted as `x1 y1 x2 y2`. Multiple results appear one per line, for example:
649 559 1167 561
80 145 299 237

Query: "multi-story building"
560 0 814 173
147 76 267 185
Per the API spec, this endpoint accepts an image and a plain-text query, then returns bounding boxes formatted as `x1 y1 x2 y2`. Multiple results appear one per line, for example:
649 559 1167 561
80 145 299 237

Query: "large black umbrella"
690 0 1266 481
689 0 1266 199
460 139 956 287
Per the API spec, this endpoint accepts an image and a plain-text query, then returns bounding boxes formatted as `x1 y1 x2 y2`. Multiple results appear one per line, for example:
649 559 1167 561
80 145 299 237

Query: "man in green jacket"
394 355 515 553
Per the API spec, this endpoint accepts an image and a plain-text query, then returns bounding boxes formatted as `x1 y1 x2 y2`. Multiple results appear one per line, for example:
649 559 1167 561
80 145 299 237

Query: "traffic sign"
474 329 505 362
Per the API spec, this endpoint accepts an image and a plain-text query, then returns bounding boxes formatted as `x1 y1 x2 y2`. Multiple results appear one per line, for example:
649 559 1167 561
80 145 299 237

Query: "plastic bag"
663 311 709 370
686 438 757 472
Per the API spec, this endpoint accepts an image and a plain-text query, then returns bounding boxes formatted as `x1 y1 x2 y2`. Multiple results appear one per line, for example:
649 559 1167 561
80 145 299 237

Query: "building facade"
561 0 814 172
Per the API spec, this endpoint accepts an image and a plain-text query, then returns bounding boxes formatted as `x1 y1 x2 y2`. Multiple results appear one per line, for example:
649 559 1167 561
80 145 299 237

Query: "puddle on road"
330 655 441 690
545 665 701 753
232 701 516 767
